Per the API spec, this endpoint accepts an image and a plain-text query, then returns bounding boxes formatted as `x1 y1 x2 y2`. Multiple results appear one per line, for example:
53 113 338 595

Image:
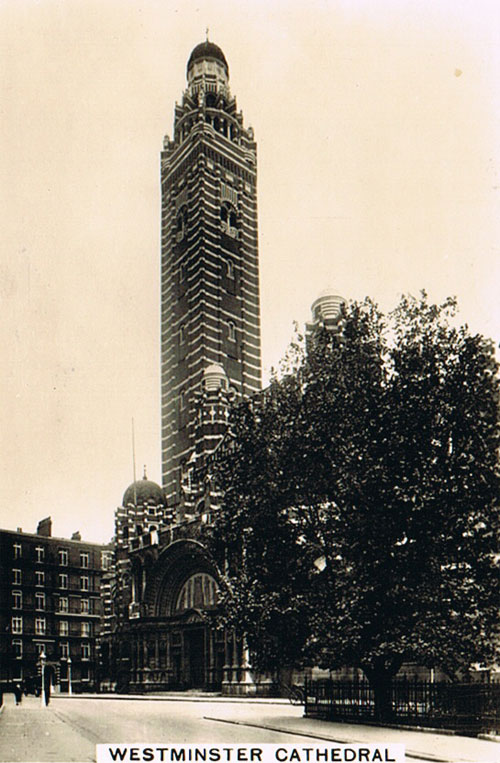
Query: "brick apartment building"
0 517 112 693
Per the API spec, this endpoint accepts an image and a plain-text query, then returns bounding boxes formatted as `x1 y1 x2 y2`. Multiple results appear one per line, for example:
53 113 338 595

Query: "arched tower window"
176 206 188 242
205 92 216 108
227 320 236 342
221 203 238 239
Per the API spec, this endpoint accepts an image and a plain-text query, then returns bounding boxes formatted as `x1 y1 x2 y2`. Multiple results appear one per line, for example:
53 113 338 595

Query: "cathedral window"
220 202 238 238
176 206 188 242
175 573 218 612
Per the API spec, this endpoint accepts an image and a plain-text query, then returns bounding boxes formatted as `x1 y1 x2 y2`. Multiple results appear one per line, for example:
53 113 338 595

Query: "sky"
1 0 500 543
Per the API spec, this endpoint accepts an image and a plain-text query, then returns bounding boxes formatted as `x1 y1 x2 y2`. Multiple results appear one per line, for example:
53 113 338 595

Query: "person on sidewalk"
14 684 23 706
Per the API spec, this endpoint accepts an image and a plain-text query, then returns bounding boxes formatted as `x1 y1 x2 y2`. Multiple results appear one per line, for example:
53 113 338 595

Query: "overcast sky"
1 0 500 543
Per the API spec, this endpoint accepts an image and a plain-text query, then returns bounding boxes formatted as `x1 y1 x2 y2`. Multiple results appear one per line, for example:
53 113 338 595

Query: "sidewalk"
0 693 95 763
205 707 500 763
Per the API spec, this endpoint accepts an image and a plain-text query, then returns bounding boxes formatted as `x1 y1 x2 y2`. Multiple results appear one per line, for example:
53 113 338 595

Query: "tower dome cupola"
203 363 228 392
311 289 346 325
186 40 229 91
187 41 228 74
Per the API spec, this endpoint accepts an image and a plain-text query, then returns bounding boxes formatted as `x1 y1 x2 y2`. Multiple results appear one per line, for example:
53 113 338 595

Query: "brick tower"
160 41 261 514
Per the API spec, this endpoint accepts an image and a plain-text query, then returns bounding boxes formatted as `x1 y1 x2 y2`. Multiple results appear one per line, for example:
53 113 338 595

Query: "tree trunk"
362 656 403 723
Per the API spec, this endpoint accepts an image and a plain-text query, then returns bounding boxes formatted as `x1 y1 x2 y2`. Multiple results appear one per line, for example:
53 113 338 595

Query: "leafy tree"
209 293 500 718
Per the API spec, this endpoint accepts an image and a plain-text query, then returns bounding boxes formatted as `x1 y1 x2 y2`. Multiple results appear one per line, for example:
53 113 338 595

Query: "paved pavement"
1 693 499 763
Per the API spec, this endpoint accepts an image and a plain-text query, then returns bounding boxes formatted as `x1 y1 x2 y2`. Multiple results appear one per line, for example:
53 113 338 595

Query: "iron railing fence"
304 678 500 737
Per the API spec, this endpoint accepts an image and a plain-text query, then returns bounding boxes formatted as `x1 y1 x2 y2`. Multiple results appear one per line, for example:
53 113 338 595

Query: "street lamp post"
67 657 72 695
40 649 47 708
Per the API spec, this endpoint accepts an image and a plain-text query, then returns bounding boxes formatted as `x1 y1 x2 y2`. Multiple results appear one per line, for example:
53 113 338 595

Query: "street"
1 694 499 763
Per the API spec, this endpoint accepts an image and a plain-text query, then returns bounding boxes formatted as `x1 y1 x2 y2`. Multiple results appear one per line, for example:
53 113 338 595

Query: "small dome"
203 363 228 392
122 477 166 508
187 41 228 75
311 290 346 323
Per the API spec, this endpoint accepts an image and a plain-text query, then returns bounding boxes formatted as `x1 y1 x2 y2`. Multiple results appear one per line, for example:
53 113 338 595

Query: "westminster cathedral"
103 41 344 695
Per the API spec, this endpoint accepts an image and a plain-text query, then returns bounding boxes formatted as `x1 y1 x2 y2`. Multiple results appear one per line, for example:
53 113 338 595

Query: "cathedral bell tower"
160 41 261 514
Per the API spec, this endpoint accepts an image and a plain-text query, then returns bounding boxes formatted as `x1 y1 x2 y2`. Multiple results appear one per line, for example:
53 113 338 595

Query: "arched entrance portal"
125 540 226 693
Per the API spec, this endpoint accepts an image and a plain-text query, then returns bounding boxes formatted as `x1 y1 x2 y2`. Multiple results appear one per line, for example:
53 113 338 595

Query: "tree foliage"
208 293 500 710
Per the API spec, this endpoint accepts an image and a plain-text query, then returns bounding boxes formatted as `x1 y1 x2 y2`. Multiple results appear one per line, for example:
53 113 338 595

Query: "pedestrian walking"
14 683 23 706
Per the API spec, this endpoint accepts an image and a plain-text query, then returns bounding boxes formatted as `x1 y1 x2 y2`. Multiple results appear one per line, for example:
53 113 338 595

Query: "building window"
59 573 68 589
101 551 113 571
12 617 23 634
12 639 22 658
80 576 89 592
13 569 21 585
59 621 69 636
13 543 22 559
12 591 22 610
36 571 45 587
81 599 89 614
35 643 45 656
35 617 46 635
58 597 68 613
35 546 45 563
60 642 69 658
59 549 68 566
227 320 236 341
81 622 91 638
35 592 46 611
80 553 89 569
81 664 90 681
226 259 234 279
180 390 187 410
179 324 186 343
81 642 90 660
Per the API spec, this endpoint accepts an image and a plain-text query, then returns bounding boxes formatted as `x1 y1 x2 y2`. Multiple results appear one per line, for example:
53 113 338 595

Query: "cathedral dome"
187 41 228 75
203 363 228 392
122 476 166 508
